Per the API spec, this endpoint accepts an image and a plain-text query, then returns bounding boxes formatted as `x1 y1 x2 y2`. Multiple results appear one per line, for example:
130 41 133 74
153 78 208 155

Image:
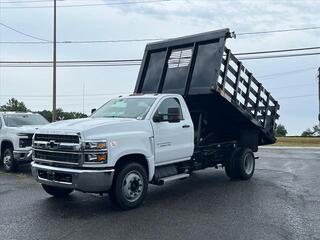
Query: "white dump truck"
31 29 279 210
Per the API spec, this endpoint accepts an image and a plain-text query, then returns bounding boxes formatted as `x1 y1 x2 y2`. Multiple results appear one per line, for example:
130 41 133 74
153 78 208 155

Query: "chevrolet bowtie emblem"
48 140 59 150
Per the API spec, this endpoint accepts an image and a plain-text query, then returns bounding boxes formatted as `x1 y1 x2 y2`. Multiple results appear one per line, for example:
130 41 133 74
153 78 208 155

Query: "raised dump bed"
134 28 279 147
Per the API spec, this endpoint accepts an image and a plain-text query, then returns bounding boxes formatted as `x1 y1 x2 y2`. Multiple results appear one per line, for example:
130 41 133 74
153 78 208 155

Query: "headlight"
18 133 33 148
86 153 107 163
19 139 32 148
84 140 108 163
85 141 107 150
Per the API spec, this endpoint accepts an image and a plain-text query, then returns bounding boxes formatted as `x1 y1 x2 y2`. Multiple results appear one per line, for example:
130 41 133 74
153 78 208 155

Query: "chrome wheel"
122 170 144 202
244 153 254 175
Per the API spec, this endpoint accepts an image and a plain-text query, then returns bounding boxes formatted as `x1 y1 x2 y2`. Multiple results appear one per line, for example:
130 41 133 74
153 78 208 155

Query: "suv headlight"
84 140 108 163
18 133 33 148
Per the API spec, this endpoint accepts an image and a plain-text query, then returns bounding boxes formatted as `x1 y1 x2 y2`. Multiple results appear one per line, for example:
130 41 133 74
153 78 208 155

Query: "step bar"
158 173 190 185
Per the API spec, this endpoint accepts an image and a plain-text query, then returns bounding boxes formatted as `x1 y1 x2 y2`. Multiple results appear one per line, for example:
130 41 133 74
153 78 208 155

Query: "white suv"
0 112 49 172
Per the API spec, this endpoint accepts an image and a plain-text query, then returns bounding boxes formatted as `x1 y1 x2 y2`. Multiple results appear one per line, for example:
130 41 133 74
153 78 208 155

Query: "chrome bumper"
13 149 33 163
31 162 114 193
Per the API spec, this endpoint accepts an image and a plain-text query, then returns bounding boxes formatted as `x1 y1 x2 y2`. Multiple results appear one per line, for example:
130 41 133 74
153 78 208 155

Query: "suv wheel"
2 148 17 172
109 162 148 210
42 184 73 197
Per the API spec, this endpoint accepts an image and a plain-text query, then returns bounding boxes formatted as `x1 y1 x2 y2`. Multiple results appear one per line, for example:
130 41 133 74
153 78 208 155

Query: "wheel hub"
3 153 12 167
122 171 143 202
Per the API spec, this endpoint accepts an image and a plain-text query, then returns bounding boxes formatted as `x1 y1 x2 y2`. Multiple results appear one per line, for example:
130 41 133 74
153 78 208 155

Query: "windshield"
3 114 49 127
92 98 155 119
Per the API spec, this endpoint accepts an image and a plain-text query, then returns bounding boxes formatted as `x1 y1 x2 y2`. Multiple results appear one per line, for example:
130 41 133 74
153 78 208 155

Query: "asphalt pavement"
0 148 320 240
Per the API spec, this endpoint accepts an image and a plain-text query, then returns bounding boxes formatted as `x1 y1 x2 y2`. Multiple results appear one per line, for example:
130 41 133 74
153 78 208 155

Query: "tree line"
0 98 319 137
0 98 87 122
275 124 319 137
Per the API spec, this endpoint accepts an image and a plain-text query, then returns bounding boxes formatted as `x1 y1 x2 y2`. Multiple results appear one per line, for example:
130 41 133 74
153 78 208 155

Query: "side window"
154 98 183 122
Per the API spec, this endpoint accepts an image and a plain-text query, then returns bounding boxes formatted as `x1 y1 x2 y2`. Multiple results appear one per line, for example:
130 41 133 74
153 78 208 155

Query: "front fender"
112 150 155 181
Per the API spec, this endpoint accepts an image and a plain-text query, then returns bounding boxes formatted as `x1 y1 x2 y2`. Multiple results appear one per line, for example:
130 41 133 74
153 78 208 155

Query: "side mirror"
91 108 96 114
153 114 164 123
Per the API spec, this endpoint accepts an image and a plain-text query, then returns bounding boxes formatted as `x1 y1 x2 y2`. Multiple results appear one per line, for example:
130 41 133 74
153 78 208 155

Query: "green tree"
301 124 320 137
301 128 313 137
38 110 52 122
275 124 288 137
0 98 30 112
38 108 87 122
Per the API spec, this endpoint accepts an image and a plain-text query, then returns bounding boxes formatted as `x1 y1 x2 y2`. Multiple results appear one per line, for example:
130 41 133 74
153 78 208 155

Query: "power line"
2 51 320 68
0 0 173 8
0 22 50 42
0 38 166 44
0 59 141 63
1 20 319 45
0 63 141 67
238 52 320 60
0 92 130 98
257 67 318 79
235 46 320 56
0 0 54 3
236 26 320 36
1 93 317 101
269 83 315 90
0 59 142 67
278 94 317 100
0 0 99 3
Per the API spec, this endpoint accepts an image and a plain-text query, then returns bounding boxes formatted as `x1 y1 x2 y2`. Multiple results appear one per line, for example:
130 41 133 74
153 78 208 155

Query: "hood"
37 117 138 133
9 125 44 135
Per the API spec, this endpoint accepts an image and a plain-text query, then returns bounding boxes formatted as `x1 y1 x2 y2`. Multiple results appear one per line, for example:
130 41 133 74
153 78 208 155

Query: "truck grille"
34 134 79 143
33 133 81 165
34 150 80 164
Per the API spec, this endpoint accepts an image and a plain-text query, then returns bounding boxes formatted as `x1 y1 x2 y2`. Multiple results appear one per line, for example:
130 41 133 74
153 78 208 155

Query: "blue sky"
0 0 319 135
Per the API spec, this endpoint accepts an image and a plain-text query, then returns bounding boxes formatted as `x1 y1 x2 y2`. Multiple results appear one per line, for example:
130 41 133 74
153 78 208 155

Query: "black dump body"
134 29 280 147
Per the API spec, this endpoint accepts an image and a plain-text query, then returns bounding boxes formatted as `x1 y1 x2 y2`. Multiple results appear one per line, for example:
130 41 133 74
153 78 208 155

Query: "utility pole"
318 67 320 122
52 0 57 122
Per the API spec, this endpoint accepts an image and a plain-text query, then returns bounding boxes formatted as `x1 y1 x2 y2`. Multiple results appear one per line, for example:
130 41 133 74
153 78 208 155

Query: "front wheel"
41 184 73 197
2 148 17 172
109 162 148 210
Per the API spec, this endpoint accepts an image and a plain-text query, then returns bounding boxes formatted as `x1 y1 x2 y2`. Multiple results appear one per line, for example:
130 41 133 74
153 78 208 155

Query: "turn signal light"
97 154 107 162
97 142 107 149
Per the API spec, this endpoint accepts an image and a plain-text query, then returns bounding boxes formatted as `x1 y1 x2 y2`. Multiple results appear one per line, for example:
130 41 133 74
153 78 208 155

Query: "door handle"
182 125 190 128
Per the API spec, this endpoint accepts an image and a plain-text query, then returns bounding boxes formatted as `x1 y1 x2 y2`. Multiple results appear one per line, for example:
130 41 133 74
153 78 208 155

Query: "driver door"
151 97 193 165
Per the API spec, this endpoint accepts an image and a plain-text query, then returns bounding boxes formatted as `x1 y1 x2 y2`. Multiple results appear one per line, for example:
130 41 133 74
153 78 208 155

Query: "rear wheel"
225 149 240 179
225 148 255 180
2 148 17 172
236 148 255 180
109 162 148 210
41 184 73 197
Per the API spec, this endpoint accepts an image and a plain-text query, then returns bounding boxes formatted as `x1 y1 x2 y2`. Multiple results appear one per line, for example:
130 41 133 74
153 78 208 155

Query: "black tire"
225 149 240 179
109 162 148 210
225 148 255 180
2 147 17 172
236 148 255 180
41 184 73 197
